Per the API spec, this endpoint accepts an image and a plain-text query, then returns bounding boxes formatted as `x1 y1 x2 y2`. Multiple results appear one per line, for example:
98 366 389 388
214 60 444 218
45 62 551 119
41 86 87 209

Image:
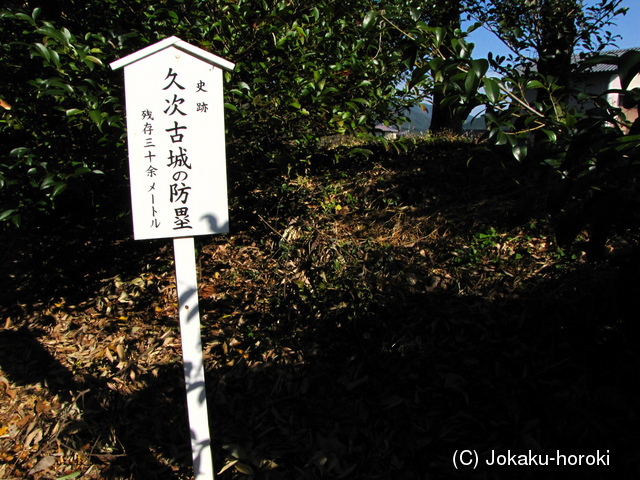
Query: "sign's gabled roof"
110 36 235 71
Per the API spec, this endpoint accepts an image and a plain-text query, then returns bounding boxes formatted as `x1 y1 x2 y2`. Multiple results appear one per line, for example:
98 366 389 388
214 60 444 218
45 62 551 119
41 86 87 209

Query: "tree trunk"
429 0 463 133
430 89 463 133
537 0 578 85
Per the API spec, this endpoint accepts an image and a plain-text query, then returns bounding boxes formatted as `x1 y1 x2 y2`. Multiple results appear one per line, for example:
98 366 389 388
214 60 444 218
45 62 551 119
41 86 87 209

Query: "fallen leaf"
217 459 238 475
105 346 115 363
35 399 50 415
28 455 56 475
55 471 81 480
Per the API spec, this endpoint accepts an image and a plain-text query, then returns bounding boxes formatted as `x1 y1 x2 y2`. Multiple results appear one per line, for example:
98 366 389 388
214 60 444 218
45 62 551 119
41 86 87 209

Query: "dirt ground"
2 141 639 479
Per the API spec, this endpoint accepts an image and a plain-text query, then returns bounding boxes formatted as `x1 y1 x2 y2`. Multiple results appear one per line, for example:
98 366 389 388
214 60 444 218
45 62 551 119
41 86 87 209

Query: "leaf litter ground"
1 138 639 479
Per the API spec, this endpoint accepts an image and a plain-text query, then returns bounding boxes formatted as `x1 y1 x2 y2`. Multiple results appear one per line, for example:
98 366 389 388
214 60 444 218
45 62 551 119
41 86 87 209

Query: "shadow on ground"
1 142 639 479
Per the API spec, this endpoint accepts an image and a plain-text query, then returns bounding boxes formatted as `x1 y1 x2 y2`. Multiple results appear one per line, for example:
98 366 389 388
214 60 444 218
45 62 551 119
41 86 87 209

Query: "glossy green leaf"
33 43 51 62
15 12 37 26
525 80 545 90
494 131 508 146
483 77 501 103
464 71 480 97
0 209 16 221
84 55 103 65
89 110 104 128
471 59 489 78
40 174 56 190
541 129 557 143
434 27 445 45
512 142 528 162
362 11 377 31
51 182 67 197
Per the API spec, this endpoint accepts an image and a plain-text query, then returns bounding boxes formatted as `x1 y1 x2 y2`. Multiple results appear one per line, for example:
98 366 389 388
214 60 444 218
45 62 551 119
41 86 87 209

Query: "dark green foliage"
0 1 410 226
481 51 640 258
464 0 628 76
212 0 408 166
389 0 640 257
2 0 639 257
0 8 125 226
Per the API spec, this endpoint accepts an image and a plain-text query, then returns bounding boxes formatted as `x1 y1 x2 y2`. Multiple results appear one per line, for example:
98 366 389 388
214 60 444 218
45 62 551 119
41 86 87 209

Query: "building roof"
374 124 399 133
577 47 640 73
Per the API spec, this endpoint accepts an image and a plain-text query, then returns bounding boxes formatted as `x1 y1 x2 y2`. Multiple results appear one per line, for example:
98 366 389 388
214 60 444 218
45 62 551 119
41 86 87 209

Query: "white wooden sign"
111 37 235 480
112 36 234 240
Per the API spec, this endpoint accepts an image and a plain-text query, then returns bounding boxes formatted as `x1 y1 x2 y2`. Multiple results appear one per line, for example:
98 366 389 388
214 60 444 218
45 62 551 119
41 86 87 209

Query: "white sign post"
111 37 235 480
